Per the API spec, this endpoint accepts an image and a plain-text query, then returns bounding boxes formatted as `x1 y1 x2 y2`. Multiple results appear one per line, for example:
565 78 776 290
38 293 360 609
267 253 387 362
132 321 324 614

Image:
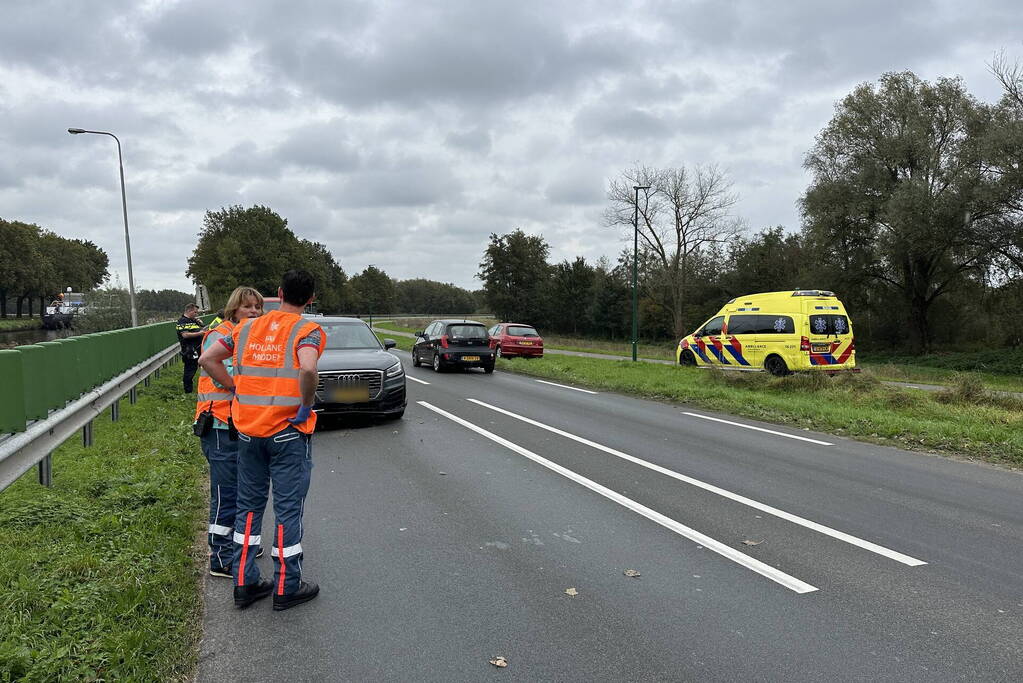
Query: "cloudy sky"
1 0 1018 293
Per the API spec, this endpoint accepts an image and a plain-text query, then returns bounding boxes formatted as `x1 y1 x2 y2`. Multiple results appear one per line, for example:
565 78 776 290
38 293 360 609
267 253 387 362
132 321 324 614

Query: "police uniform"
177 314 204 393
220 310 325 607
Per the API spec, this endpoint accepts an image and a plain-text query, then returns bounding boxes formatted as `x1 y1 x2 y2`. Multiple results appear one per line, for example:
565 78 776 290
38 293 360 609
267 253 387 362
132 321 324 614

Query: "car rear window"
322 322 382 349
809 314 849 336
448 324 488 339
507 326 538 337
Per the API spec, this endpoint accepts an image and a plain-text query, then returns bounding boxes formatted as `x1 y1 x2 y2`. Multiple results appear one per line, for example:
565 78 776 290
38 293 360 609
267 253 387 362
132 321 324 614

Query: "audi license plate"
330 385 369 403
462 355 480 362
811 343 832 353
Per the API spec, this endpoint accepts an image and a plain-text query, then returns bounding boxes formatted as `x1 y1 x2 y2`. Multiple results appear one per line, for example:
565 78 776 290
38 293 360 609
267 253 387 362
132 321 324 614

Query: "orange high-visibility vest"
231 310 325 437
195 320 236 424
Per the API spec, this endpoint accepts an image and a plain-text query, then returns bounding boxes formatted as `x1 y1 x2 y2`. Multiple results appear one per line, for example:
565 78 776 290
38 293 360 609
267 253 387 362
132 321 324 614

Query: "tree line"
0 218 109 318
478 68 1023 353
186 205 480 316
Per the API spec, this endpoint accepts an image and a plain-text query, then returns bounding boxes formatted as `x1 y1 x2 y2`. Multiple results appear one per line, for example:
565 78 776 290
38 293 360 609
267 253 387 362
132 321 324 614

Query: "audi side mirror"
383 339 396 349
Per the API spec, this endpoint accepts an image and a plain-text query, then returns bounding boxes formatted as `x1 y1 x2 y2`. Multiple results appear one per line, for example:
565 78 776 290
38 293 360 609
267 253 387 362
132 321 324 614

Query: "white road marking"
683 412 835 446
419 400 817 594
534 379 597 394
467 399 926 567
406 376 430 385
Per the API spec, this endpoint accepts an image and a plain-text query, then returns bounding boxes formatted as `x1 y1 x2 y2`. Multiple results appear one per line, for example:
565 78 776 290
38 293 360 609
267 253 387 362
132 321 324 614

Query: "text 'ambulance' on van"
676 290 858 376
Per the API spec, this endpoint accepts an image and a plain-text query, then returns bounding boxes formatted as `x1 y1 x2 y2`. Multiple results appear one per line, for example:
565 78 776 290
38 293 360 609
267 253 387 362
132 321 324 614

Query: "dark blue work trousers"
233 426 313 596
199 428 237 570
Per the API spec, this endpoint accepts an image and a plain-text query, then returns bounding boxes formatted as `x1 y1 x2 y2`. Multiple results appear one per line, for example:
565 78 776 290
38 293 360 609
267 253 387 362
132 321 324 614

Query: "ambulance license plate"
330 385 369 403
811 343 832 353
462 355 480 362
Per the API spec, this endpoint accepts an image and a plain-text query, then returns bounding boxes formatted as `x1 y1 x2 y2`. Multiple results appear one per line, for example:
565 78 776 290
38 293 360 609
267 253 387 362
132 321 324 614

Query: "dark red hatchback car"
487 323 544 358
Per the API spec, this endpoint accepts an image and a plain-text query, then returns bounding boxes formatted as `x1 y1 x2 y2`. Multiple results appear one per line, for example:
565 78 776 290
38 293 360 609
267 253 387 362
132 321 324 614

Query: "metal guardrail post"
111 399 120 422
129 387 137 404
38 454 51 487
83 421 93 447
144 376 151 387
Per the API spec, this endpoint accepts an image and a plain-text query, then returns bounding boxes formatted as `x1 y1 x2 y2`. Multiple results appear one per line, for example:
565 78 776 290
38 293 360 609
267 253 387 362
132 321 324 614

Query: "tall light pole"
631 185 650 362
67 127 138 327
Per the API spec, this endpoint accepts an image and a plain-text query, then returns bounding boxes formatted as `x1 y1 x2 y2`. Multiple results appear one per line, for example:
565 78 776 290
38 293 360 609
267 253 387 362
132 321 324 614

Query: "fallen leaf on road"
624 569 641 578
741 539 763 546
489 656 508 668
564 587 578 596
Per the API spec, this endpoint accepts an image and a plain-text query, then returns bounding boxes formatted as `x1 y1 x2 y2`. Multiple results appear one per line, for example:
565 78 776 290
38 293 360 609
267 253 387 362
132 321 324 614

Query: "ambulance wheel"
765 355 790 377
412 349 421 367
679 350 697 367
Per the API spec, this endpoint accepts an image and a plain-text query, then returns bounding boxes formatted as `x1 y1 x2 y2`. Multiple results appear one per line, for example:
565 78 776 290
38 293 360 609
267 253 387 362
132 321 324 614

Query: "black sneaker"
273 581 319 611
234 578 273 609
209 565 232 579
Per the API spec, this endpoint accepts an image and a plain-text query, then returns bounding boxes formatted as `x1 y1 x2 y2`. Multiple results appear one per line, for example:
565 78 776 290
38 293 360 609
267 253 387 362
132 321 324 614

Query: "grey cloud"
544 168 605 206
276 124 361 173
445 127 492 155
205 142 280 179
574 105 673 140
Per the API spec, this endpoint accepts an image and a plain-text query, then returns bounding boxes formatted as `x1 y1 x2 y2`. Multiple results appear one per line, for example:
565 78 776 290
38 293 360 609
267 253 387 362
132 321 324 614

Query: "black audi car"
314 317 405 419
411 319 495 373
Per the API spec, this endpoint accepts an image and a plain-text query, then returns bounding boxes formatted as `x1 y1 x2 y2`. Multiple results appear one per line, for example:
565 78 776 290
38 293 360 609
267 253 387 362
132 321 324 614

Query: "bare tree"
991 51 1023 110
605 164 741 337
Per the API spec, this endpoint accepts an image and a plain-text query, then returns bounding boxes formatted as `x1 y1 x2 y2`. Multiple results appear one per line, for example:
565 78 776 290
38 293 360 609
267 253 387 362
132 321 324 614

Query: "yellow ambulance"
676 290 857 376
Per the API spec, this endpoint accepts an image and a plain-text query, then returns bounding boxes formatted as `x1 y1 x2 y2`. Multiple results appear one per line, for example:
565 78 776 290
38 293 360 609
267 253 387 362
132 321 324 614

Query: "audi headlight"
385 360 404 377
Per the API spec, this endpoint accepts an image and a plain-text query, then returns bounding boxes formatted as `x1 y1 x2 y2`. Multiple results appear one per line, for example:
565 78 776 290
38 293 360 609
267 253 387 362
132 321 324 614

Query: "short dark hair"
184 302 199 312
281 269 315 306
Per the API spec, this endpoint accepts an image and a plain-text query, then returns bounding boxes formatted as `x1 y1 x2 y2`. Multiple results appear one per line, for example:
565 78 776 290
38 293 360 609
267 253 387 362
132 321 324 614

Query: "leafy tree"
137 289 196 314
547 257 595 334
722 227 807 297
802 71 1021 351
348 265 397 314
186 205 348 312
477 229 550 323
586 257 630 339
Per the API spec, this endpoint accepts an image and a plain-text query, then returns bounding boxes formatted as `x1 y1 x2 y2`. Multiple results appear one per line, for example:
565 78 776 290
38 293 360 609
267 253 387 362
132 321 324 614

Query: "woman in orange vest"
199 270 326 611
194 286 264 577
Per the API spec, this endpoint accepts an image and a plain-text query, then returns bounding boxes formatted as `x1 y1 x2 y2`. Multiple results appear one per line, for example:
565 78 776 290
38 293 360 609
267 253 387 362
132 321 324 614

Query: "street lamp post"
67 127 138 328
631 185 650 362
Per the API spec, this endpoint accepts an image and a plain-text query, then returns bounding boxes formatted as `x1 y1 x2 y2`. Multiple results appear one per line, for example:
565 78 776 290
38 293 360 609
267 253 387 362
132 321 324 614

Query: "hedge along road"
197 348 1023 681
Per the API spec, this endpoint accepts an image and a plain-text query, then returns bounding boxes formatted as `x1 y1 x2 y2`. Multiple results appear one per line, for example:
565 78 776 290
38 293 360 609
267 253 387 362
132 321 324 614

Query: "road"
197 349 1023 682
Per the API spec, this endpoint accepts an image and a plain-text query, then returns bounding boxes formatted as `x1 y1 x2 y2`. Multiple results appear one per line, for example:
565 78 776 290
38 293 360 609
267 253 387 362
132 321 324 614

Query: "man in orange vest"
199 270 326 611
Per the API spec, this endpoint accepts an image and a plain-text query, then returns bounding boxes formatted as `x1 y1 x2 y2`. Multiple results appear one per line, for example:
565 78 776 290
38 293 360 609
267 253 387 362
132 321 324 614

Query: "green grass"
0 318 41 332
488 355 1023 467
0 368 207 681
542 334 675 361
860 362 1023 393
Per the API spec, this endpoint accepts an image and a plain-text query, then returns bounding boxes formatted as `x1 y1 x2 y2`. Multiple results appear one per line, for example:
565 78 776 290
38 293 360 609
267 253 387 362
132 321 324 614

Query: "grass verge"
490 355 1023 467
0 367 206 681
0 318 42 332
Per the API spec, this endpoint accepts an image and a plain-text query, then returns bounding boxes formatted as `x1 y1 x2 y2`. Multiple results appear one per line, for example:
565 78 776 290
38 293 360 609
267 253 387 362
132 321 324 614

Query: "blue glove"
287 404 313 425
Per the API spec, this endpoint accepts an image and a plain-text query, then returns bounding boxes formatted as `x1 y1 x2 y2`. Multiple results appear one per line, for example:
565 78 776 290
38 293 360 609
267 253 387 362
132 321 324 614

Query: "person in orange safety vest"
194 286 264 577
199 269 325 611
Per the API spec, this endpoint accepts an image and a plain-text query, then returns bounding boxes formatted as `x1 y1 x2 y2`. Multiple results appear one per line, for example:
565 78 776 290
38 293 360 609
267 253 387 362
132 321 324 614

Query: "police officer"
177 303 204 394
194 287 264 577
199 270 325 611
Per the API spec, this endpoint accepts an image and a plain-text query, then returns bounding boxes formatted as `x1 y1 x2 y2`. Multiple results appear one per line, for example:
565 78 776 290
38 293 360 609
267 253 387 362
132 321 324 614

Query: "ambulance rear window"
809 314 849 336
727 315 793 334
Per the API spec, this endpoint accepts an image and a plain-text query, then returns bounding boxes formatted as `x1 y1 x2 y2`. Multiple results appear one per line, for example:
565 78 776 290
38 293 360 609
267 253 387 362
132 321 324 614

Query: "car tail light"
800 336 811 352
440 335 449 348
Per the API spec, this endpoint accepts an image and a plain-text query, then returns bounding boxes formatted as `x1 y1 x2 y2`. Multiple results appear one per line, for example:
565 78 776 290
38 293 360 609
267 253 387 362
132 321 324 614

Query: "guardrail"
0 321 186 491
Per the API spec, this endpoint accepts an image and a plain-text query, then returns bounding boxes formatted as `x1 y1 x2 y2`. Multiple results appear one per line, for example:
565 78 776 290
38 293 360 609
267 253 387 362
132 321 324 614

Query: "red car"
488 323 544 358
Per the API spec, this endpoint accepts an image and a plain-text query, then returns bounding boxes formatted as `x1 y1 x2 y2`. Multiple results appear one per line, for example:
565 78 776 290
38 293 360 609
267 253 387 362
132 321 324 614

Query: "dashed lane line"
682 412 835 446
534 379 597 394
419 400 818 594
406 375 430 385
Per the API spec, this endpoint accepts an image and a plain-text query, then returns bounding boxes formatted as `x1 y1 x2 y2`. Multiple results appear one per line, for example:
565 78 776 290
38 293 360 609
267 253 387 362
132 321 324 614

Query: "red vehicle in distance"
488 323 544 359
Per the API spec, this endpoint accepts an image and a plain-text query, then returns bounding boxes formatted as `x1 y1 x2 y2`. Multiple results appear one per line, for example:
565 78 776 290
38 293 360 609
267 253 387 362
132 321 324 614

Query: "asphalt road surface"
197 350 1023 682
